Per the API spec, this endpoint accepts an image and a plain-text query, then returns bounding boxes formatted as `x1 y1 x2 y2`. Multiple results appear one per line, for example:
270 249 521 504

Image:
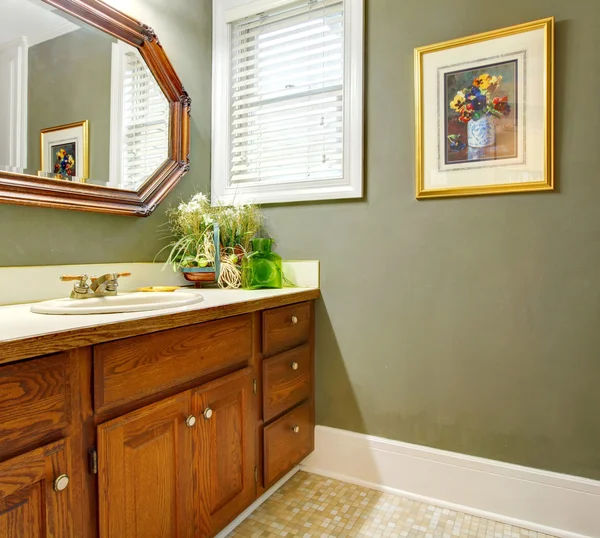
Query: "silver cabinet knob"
291 425 300 434
53 474 69 492
203 407 213 420
291 362 299 371
185 415 196 427
291 316 298 325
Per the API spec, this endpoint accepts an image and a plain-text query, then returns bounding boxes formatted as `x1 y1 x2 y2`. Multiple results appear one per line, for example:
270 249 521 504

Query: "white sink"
30 291 204 315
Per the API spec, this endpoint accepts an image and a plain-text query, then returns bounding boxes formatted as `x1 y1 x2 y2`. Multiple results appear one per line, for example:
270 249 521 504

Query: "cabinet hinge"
88 447 98 475
253 379 257 394
254 466 258 483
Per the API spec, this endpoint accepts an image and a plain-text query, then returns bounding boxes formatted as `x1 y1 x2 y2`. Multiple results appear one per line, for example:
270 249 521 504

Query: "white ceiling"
0 0 80 48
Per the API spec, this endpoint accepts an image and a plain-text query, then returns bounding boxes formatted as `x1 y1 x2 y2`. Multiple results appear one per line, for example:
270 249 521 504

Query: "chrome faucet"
60 272 131 299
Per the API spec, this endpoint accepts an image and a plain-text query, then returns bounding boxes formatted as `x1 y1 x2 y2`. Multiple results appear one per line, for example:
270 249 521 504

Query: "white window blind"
230 0 344 186
118 49 169 189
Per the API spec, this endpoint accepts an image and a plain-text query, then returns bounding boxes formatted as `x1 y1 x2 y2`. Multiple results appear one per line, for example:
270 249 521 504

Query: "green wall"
27 29 113 185
264 0 600 481
1 0 599 480
0 0 211 265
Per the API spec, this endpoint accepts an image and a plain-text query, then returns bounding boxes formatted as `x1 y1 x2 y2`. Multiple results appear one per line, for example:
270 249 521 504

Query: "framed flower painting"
415 18 554 198
40 120 89 182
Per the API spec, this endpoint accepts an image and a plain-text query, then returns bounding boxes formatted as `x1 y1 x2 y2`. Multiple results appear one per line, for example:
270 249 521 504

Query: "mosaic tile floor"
227 472 557 538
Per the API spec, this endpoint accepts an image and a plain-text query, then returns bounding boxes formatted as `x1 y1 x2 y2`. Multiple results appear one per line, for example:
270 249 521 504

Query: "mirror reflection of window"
109 42 170 190
0 0 171 190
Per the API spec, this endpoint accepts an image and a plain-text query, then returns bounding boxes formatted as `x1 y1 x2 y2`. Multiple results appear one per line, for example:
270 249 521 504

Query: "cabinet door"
97 392 194 538
0 439 73 538
193 368 256 536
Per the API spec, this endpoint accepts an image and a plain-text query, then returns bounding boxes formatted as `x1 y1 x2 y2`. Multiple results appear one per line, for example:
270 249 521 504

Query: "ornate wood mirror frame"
0 0 190 217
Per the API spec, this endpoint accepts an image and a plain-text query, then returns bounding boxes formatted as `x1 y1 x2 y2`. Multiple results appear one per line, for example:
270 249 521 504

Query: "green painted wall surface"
0 0 211 265
263 0 600 480
0 0 599 481
26 29 113 185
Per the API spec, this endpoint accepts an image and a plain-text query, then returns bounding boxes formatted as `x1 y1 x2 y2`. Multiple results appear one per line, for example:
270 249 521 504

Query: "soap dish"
137 286 180 293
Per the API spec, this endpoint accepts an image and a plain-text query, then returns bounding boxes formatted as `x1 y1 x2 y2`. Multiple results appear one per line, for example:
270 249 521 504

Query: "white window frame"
212 0 364 205
109 41 127 189
0 37 28 173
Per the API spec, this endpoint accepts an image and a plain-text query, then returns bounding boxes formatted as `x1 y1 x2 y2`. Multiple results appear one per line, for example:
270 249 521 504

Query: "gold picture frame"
40 120 89 182
415 18 554 199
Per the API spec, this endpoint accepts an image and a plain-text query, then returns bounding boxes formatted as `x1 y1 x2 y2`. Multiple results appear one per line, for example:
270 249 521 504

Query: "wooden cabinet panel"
97 392 194 538
0 298 315 538
0 439 73 538
263 344 312 423
262 302 311 357
193 368 256 536
0 354 72 461
264 400 313 488
94 315 252 413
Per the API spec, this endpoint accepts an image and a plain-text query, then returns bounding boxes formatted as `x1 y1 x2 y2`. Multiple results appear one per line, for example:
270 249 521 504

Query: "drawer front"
262 302 311 357
0 353 72 460
263 344 311 423
94 315 252 413
263 400 313 487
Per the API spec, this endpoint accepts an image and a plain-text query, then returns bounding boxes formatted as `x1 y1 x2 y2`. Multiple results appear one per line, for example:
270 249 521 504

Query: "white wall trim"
26 20 79 48
214 466 300 538
211 0 364 205
0 37 28 173
300 426 600 538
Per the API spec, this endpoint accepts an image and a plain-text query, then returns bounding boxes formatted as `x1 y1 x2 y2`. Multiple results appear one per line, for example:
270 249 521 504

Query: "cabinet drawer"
263 344 311 423
0 353 72 460
263 400 313 487
94 315 252 413
262 302 311 357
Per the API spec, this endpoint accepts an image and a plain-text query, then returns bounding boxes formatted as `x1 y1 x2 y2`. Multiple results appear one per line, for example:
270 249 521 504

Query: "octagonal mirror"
0 0 190 216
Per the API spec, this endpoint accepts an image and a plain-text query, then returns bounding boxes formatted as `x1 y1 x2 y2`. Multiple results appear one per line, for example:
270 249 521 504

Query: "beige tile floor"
227 471 557 538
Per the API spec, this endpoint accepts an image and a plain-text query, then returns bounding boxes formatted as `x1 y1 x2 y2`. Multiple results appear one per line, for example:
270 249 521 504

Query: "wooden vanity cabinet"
97 392 195 538
193 368 256 536
0 439 74 537
0 297 316 538
0 350 86 538
260 301 315 489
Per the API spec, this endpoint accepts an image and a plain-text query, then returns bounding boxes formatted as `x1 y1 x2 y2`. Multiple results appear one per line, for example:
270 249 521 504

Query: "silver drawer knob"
291 316 298 325
203 407 213 420
185 415 196 427
291 362 299 371
291 425 300 434
53 474 69 492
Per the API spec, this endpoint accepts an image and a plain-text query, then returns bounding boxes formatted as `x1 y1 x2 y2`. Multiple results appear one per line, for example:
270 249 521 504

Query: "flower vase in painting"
52 143 77 180
446 61 515 166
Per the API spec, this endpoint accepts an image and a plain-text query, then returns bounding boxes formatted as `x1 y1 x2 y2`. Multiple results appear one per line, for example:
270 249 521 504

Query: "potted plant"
159 193 263 288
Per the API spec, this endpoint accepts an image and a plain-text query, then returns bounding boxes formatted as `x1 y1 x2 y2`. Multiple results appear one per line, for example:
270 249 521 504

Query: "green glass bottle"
242 238 282 290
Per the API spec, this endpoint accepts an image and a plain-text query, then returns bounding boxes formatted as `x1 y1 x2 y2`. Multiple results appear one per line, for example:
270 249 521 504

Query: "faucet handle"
89 272 131 282
61 274 90 298
60 274 88 283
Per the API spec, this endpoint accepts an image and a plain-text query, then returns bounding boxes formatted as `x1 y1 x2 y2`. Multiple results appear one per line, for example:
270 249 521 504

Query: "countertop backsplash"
0 261 319 306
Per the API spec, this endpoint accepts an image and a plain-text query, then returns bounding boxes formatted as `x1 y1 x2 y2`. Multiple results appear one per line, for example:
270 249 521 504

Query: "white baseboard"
214 466 300 538
300 426 600 538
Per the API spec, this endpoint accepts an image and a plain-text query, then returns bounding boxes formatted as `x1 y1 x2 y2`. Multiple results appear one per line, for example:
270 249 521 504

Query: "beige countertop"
0 287 320 365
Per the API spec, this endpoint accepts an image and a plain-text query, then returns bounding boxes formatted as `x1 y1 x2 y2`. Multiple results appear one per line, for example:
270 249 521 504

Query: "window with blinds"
230 0 344 187
110 44 170 190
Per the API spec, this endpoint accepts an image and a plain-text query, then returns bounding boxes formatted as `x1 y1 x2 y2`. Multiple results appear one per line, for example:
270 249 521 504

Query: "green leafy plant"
157 192 264 287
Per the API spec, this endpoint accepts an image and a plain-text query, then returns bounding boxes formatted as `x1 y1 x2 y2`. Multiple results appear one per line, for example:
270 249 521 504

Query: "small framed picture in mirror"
40 120 89 182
